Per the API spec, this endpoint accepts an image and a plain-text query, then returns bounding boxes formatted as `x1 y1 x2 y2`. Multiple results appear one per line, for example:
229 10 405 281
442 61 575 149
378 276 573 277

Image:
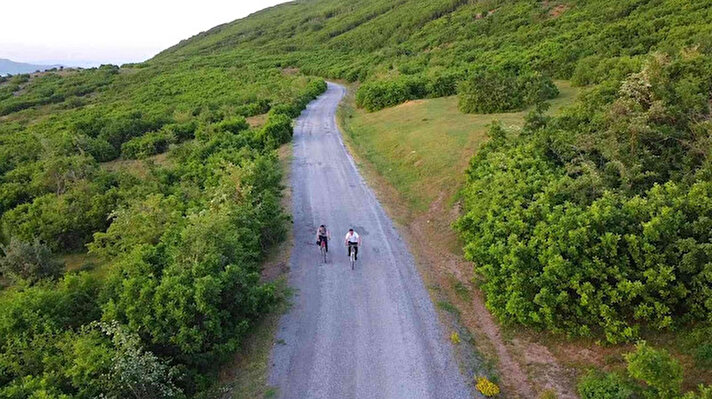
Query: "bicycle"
348 242 358 270
320 239 327 263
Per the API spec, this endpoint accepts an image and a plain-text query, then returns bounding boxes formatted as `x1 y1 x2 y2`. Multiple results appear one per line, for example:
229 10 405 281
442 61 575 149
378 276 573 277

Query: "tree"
0 238 64 283
96 322 184 399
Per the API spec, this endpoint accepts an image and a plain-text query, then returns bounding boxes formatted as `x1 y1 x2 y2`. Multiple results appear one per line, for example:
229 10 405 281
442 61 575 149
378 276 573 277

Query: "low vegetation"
476 376 501 397
355 72 460 112
161 0 711 111
579 342 712 399
340 81 579 211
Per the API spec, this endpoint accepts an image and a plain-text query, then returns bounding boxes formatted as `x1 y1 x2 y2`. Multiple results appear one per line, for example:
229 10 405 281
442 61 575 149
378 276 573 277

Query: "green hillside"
1 0 712 397
160 0 711 98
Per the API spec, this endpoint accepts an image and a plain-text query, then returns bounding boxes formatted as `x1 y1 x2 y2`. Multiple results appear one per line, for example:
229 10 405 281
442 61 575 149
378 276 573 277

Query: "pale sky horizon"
1 0 291 67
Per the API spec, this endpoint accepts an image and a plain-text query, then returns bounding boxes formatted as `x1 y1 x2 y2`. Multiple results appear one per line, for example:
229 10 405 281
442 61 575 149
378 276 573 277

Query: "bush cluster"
120 131 172 159
120 120 200 159
355 73 459 112
0 276 183 399
458 68 559 114
0 238 63 284
270 79 328 117
579 342 711 399
457 53 712 342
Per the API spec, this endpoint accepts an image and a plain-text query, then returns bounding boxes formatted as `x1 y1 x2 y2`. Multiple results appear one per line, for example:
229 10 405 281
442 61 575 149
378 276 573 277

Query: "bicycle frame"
348 242 358 270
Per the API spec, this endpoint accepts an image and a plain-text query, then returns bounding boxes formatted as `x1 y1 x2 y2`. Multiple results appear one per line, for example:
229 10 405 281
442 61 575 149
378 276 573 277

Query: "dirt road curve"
268 83 471 399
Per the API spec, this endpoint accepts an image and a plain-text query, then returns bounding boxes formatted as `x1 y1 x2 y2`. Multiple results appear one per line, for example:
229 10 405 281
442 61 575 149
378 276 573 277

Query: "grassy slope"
342 81 578 211
161 0 712 85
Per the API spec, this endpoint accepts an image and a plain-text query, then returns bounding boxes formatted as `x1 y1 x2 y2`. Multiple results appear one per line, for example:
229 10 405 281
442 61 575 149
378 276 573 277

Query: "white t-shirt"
345 231 360 244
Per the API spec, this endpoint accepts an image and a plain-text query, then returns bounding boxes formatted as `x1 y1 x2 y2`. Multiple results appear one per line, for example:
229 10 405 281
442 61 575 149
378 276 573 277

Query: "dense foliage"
0 44 326 396
458 68 559 113
355 72 459 111
0 66 118 116
457 53 712 342
578 342 711 399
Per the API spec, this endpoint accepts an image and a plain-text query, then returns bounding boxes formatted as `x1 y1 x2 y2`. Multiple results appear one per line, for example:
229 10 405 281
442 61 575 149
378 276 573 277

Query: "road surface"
269 82 471 399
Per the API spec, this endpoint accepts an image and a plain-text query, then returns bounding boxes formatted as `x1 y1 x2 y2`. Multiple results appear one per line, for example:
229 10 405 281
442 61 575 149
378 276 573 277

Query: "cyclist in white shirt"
344 228 361 261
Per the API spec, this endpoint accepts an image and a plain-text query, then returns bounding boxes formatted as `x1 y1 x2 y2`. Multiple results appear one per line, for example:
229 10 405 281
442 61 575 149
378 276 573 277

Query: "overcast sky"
0 0 290 67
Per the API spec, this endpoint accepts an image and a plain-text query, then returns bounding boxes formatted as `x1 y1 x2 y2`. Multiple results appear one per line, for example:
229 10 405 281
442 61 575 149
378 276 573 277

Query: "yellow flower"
475 376 500 397
450 332 461 344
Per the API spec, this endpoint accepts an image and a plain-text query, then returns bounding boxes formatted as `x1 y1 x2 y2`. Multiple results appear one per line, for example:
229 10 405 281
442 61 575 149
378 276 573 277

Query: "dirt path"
268 83 474 398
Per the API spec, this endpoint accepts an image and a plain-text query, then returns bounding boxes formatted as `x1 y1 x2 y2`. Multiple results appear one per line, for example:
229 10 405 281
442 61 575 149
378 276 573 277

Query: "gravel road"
268 82 472 399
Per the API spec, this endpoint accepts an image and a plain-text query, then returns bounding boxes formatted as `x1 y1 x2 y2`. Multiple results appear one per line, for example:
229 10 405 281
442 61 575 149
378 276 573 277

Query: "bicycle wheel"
322 245 327 263
351 252 355 270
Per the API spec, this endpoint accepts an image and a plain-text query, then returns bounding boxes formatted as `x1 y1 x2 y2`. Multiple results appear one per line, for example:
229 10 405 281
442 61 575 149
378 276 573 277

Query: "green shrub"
426 72 460 98
235 98 271 117
269 103 299 118
94 322 185 399
0 238 64 283
215 116 249 134
89 194 183 259
102 169 280 369
695 344 712 369
578 371 634 399
2 182 120 252
121 131 172 159
572 56 644 86
578 343 712 399
258 113 293 149
456 54 712 342
458 68 558 114
0 274 103 386
86 137 119 161
681 386 712 399
165 121 198 142
625 342 683 397
99 111 170 151
356 75 428 111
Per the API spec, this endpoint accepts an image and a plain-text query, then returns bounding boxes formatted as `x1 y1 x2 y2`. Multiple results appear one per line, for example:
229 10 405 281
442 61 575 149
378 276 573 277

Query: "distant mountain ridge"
0 58 62 76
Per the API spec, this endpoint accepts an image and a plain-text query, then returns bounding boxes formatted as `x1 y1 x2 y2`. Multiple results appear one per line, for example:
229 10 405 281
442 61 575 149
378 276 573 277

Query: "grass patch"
61 253 111 280
437 300 461 317
101 151 172 177
340 81 579 211
247 113 268 128
451 278 472 302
